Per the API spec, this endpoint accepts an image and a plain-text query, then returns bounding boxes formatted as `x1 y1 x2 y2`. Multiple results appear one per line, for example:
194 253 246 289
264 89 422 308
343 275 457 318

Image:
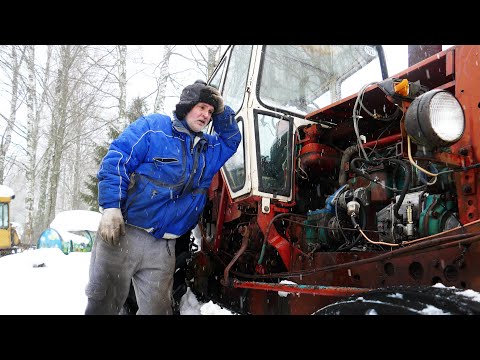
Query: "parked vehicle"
37 210 101 255
0 185 22 256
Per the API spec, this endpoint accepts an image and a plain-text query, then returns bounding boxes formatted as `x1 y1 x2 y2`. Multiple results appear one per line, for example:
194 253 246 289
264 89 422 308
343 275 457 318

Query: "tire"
314 285 480 315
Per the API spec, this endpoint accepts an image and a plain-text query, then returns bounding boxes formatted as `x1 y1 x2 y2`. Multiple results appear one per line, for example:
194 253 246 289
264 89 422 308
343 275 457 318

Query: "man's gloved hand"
98 208 125 246
208 86 224 114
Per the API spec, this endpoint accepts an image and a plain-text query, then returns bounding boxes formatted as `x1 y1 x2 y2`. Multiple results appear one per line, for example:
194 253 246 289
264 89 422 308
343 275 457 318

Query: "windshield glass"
0 203 8 229
258 45 383 116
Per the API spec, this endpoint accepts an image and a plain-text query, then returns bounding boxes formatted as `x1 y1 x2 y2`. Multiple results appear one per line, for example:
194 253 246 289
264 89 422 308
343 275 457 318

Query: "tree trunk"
0 46 23 184
71 114 83 209
207 45 220 79
153 45 172 114
117 45 128 130
35 136 53 234
33 46 53 237
46 45 74 225
24 45 36 245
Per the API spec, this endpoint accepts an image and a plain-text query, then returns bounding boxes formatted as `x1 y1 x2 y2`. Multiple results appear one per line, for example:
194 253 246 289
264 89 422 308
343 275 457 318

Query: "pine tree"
80 97 148 211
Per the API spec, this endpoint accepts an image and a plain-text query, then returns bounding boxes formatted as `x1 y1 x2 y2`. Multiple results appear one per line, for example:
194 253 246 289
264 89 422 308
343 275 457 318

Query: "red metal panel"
451 46 480 225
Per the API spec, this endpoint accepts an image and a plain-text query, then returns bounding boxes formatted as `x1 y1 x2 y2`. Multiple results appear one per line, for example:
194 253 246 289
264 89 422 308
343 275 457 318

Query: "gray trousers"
85 224 176 315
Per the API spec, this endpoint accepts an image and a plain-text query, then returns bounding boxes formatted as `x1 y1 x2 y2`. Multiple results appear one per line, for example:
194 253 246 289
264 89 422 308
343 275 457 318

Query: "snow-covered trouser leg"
84 226 136 315
132 232 176 315
84 224 175 315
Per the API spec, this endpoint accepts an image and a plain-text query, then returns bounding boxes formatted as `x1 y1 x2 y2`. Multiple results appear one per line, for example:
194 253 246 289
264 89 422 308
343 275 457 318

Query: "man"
85 80 241 315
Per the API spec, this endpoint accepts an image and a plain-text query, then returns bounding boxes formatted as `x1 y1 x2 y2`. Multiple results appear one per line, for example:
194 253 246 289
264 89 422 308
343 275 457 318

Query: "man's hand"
98 208 125 246
208 86 224 114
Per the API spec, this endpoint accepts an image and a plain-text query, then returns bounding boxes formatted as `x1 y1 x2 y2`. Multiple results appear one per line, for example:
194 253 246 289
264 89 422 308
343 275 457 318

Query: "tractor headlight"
405 89 465 147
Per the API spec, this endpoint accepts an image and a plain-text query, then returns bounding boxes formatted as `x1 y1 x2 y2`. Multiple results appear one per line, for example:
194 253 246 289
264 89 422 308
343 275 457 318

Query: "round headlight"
405 89 465 147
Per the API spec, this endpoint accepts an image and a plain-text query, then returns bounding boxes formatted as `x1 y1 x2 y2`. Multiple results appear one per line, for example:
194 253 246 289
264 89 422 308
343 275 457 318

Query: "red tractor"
184 45 480 315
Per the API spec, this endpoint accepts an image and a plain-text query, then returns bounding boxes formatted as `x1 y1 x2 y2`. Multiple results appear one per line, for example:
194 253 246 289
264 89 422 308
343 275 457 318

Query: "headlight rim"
405 89 465 147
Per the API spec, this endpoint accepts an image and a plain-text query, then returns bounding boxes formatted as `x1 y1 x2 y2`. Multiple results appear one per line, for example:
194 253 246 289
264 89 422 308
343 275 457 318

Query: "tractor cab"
208 45 386 206
0 184 20 255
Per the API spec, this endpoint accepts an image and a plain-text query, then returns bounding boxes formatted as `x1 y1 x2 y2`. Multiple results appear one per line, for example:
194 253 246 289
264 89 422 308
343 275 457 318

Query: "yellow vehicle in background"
0 184 21 256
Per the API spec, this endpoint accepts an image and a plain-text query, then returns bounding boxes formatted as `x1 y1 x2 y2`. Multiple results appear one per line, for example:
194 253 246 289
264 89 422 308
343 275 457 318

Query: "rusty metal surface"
450 46 480 225
209 223 480 315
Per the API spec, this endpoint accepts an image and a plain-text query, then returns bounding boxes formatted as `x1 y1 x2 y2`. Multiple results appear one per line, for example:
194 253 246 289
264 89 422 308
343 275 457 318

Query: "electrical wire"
352 82 403 161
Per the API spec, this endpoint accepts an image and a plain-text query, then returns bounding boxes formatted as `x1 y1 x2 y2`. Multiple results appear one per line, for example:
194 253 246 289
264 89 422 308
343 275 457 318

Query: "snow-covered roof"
50 210 102 232
0 185 15 198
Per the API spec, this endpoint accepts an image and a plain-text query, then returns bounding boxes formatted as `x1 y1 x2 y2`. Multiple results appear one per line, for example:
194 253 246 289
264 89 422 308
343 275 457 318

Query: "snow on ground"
0 248 233 315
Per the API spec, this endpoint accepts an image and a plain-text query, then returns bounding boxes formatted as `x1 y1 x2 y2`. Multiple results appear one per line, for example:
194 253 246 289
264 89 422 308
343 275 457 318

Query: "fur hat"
175 80 220 119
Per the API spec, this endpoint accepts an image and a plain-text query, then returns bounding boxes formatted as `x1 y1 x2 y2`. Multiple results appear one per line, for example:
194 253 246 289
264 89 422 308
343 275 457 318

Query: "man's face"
185 102 214 132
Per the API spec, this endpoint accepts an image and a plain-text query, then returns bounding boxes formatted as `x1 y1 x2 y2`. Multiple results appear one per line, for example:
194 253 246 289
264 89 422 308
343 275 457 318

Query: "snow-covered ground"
0 248 234 315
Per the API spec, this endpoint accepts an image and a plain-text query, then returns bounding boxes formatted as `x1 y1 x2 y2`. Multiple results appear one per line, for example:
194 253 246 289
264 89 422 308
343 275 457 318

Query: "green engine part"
419 194 457 237
305 209 333 249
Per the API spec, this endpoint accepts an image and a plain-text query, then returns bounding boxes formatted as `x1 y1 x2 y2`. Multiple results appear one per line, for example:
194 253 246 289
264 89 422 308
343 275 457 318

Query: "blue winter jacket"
97 105 241 239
